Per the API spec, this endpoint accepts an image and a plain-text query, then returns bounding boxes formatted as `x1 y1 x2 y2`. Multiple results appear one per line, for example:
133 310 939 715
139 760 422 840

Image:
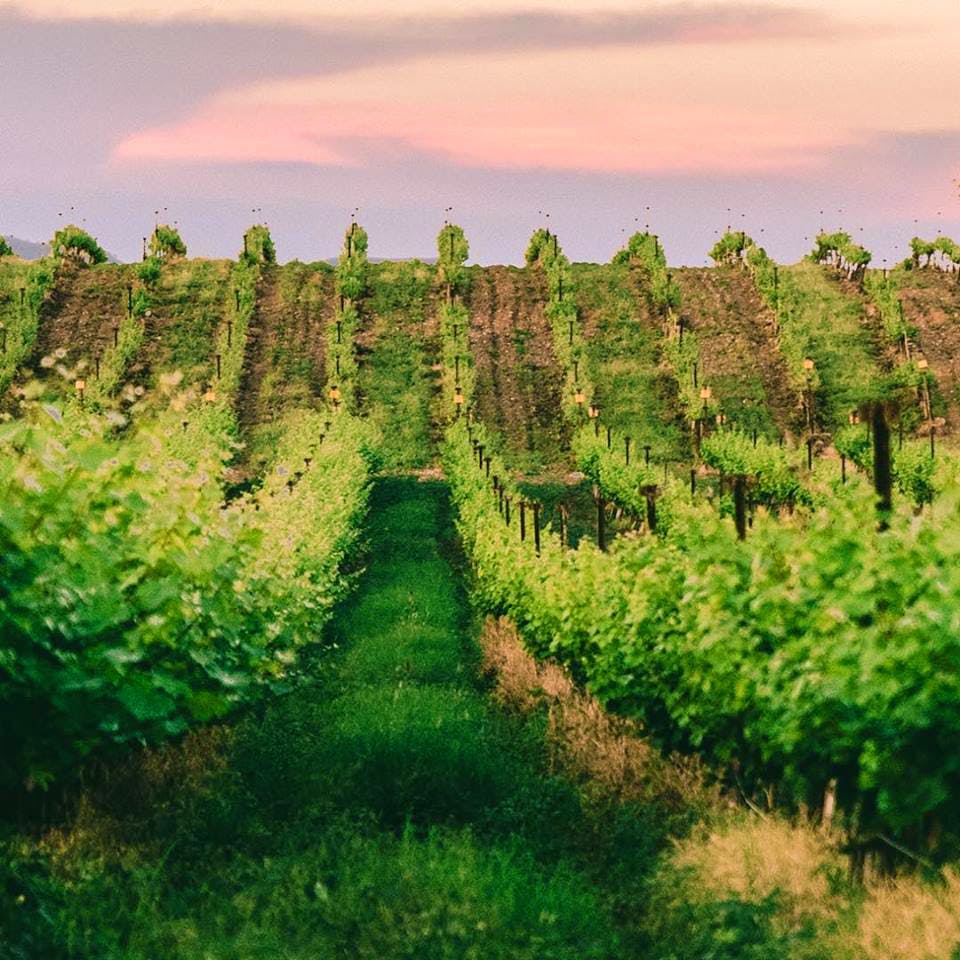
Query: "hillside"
357 260 437 469
238 261 334 430
778 261 887 431
9 252 960 452
674 266 797 439
574 260 687 461
7 230 960 960
898 268 960 429
28 261 137 377
464 264 570 472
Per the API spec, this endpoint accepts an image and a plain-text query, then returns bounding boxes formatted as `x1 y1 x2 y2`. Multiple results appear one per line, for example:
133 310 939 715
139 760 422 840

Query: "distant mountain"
1 238 432 266
5 236 50 260
2 235 122 263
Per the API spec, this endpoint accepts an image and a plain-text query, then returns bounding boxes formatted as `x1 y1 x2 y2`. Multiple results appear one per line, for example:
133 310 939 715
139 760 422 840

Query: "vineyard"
4 221 960 958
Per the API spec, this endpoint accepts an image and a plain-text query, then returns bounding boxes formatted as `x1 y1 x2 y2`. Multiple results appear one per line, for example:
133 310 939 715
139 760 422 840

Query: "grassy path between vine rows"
49 477 659 957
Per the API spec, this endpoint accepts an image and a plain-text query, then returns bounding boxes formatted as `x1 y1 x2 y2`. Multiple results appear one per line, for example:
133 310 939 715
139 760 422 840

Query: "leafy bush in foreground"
0 403 374 792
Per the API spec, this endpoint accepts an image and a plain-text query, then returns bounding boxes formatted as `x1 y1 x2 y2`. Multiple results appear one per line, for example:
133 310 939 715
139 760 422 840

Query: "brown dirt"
29 262 138 374
898 269 960 427
237 262 333 428
674 266 799 436
465 265 570 468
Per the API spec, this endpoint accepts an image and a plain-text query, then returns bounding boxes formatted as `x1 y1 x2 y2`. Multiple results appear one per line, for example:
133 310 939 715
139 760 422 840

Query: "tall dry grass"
479 616 716 816
479 615 960 960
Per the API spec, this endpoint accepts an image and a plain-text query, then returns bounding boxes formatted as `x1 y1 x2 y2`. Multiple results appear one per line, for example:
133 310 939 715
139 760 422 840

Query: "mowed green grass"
25 478 673 958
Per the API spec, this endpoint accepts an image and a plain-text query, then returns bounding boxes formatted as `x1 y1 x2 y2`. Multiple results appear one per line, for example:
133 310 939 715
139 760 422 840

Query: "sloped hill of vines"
357 260 437 469
898 268 960 429
465 265 569 472
573 261 687 462
0 259 40 335
237 261 333 430
142 258 233 390
29 261 137 373
674 266 797 439
778 262 887 431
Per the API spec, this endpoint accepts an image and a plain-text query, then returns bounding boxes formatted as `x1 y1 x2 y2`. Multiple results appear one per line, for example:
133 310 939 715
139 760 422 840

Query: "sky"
1 0 958 264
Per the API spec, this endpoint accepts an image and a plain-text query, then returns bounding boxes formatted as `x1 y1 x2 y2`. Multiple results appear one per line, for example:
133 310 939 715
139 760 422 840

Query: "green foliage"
149 224 186 260
524 227 555 265
700 430 811 507
613 233 707 427
86 317 145 407
0 260 54 395
360 262 435 468
935 235 960 267
145 259 232 388
0 235 13 257
526 229 585 422
0 407 262 789
644 885 829 960
893 442 936 506
433 224 474 427
574 262 687 463
863 269 913 343
835 427 938 507
743 251 884 430
832 423 873 468
50 224 107 265
718 231 806 419
910 235 937 266
436 223 469 294
241 224 276 265
909 235 960 273
100 825 615 960
0 478 643 959
216 256 260 405
709 230 750 267
572 427 696 536
329 223 369 411
137 258 161 284
336 223 369 301
0 402 373 792
808 231 872 282
445 416 960 852
614 232 681 312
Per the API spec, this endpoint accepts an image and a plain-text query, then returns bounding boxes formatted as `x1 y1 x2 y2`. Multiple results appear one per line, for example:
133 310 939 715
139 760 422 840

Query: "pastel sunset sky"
2 0 958 263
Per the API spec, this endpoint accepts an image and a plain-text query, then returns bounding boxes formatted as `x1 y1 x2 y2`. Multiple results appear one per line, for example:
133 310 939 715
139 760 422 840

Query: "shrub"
241 224 275 265
436 223 469 294
149 224 186 260
808 231 871 282
137 259 161 284
50 225 107 265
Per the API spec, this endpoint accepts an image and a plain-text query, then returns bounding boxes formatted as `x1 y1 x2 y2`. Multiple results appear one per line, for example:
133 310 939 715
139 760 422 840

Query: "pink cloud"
114 106 347 165
113 92 844 176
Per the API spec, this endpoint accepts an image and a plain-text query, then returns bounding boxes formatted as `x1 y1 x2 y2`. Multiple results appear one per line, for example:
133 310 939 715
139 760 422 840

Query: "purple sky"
1 1 958 265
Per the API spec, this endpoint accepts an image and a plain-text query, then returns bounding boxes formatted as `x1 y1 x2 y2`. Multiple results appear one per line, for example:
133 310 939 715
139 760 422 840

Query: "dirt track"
899 269 960 428
465 265 570 470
